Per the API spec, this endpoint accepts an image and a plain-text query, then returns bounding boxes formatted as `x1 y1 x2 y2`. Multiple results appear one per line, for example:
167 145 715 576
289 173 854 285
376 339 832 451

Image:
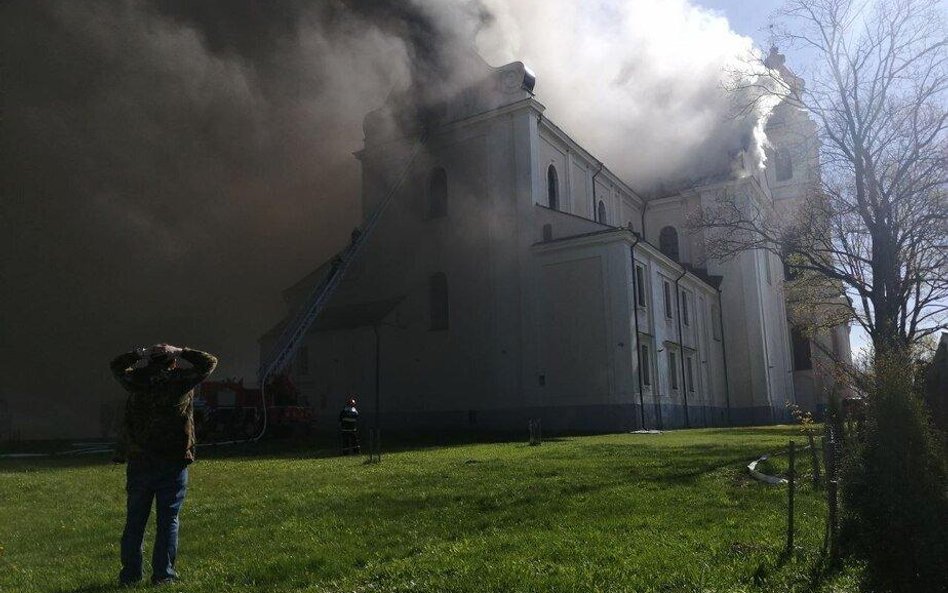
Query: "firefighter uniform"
339 399 360 455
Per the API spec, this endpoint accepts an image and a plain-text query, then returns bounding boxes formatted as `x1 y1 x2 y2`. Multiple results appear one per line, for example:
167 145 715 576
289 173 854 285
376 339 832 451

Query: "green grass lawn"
1 426 862 593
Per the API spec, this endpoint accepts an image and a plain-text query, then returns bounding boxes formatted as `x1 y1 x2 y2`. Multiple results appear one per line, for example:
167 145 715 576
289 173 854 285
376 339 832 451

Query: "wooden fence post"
807 432 822 488
823 426 839 559
366 428 381 463
528 419 543 446
787 440 795 554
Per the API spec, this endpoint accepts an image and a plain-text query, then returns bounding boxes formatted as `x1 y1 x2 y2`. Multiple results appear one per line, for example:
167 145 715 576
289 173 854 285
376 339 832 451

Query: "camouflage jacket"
111 348 217 463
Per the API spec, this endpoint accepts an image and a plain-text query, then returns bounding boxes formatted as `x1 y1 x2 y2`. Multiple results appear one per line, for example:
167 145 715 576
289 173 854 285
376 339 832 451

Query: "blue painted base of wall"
349 403 791 435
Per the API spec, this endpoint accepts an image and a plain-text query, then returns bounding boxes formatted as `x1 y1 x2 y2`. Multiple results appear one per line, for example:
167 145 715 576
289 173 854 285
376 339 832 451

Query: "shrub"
841 360 948 592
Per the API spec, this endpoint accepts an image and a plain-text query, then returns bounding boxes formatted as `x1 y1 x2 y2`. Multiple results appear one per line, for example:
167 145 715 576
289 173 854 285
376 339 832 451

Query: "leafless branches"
700 0 948 358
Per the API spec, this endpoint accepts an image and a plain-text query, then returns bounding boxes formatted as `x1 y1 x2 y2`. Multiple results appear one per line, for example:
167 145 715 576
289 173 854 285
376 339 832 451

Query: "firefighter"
339 396 360 455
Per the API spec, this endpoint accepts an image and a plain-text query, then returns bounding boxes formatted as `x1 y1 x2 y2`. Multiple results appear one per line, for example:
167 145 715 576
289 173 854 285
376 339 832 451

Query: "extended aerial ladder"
253 133 428 441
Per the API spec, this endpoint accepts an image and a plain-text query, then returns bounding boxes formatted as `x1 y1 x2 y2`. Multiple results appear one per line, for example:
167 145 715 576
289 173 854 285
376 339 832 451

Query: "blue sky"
697 0 784 44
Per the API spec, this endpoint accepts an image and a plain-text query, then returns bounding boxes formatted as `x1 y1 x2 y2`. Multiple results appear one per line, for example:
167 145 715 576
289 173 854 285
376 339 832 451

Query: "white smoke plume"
478 0 780 191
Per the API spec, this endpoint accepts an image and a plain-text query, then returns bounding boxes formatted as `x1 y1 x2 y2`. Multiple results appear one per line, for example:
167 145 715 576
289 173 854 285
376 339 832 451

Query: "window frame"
635 264 647 309
685 354 695 393
791 328 812 370
547 164 559 211
597 200 607 224
659 225 680 262
663 280 673 319
669 349 679 391
681 289 690 326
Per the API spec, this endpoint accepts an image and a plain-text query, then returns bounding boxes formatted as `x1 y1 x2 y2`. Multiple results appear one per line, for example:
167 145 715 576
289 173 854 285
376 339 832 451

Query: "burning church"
260 52 850 433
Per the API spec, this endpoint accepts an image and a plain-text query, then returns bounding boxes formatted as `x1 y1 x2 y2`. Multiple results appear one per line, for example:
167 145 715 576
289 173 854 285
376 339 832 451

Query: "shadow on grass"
0 432 581 472
749 546 845 591
1 424 801 474
56 583 122 593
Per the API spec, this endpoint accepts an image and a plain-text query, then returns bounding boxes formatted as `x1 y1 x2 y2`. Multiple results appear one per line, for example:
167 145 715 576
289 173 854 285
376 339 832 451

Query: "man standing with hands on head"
110 343 217 586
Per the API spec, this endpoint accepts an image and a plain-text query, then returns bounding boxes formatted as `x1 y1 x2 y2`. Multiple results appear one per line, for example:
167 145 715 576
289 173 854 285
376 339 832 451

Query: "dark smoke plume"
0 0 484 437
2 0 774 437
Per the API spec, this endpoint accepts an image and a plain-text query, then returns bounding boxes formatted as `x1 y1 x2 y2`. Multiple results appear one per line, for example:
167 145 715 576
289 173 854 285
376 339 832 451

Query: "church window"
635 265 647 308
542 223 553 241
669 350 679 390
547 165 559 210
641 344 652 386
791 328 812 370
428 167 448 219
686 355 695 392
429 272 449 330
659 226 680 262
775 149 793 182
681 290 690 326
663 280 673 319
597 200 607 224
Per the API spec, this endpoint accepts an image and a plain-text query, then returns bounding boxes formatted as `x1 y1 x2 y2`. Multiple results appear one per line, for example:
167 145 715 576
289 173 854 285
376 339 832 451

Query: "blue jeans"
120 459 189 584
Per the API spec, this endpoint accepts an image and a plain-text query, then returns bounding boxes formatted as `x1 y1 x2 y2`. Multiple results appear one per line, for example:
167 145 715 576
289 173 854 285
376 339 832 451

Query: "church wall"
272 70 826 434
533 205 606 241
644 196 692 265
628 244 727 428
536 255 611 402
712 250 760 422
765 101 821 209
767 100 851 417
701 181 796 424
537 124 644 227
618 196 640 230
793 324 853 417
537 132 570 210
570 160 592 219
531 236 652 431
295 105 540 431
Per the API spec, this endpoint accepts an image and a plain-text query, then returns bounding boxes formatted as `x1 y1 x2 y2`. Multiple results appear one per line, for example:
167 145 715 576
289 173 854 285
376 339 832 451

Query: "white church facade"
261 56 849 433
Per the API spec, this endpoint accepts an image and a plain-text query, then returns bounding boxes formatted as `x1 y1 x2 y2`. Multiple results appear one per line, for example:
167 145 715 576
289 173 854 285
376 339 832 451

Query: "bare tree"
698 0 948 363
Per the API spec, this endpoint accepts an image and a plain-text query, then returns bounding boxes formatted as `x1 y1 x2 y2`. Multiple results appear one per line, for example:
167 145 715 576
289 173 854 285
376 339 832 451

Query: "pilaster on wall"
514 105 543 407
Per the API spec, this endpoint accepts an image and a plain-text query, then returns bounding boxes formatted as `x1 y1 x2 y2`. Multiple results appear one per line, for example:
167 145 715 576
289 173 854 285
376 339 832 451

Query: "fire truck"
194 374 313 440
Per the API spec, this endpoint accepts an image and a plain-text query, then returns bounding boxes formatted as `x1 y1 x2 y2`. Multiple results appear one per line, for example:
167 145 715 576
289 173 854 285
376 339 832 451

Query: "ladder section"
258 134 428 384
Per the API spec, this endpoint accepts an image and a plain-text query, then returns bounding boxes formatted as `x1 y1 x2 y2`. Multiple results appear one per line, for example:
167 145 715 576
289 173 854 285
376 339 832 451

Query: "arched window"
597 200 607 224
429 272 449 330
659 226 680 262
791 327 812 370
775 149 793 182
547 165 559 210
428 167 447 219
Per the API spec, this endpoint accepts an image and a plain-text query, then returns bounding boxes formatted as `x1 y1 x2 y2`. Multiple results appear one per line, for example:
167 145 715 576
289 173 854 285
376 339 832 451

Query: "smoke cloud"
1 0 773 437
477 0 773 190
